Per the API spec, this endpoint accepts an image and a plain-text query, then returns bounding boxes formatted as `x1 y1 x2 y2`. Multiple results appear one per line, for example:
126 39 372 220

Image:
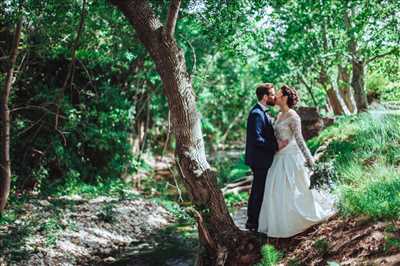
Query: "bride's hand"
278 139 289 150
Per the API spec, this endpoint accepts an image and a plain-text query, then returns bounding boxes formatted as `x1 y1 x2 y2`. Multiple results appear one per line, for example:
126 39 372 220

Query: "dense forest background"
1 0 399 265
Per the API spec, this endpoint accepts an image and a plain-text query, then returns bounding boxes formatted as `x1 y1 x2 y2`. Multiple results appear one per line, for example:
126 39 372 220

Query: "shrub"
367 72 400 102
367 72 389 94
255 244 283 266
96 203 117 223
313 238 330 256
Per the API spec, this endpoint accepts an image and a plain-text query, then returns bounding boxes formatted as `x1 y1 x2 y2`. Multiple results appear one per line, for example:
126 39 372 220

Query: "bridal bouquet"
309 160 337 190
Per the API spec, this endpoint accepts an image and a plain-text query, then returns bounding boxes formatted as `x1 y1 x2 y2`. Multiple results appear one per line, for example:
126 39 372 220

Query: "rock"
24 203 35 211
104 256 116 263
60 219 68 227
89 196 114 204
297 106 321 121
323 117 335 128
102 248 113 255
38 200 51 207
58 195 85 202
297 106 334 140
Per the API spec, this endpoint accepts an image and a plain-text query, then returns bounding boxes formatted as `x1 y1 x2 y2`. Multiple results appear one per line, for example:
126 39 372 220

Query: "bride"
258 85 336 238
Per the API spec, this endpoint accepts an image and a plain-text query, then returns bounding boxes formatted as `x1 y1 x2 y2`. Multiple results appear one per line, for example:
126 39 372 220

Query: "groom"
245 83 287 231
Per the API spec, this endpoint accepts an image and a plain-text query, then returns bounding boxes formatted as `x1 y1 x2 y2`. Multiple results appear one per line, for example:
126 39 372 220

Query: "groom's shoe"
245 223 258 232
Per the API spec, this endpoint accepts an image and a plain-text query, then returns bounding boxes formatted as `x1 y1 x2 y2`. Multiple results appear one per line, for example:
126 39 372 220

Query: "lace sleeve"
288 114 314 165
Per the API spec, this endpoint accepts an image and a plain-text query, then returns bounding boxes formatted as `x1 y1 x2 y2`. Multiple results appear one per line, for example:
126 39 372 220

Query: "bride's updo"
281 85 299 108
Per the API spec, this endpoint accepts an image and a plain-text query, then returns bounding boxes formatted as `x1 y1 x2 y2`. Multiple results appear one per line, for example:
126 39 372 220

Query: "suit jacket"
245 104 278 169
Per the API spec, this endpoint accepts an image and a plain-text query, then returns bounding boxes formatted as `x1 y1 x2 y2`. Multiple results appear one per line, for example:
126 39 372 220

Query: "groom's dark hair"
256 83 274 101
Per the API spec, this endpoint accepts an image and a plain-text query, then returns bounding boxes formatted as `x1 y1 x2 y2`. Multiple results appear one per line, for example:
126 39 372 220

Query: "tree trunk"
326 88 350 115
318 68 350 116
351 58 368 112
325 98 334 114
0 20 22 212
344 8 368 112
337 65 357 113
110 1 257 264
319 24 350 116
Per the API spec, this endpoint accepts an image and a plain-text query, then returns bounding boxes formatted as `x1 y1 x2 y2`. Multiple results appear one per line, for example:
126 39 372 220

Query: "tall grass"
309 112 400 219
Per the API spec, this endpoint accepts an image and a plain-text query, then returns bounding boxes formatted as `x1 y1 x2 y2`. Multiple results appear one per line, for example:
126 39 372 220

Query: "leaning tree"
109 0 260 265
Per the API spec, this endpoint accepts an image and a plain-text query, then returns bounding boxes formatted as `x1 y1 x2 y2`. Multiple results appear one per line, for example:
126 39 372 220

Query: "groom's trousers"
246 167 269 230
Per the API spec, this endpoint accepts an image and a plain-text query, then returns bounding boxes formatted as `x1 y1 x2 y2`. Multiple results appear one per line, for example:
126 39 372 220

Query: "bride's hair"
281 85 299 108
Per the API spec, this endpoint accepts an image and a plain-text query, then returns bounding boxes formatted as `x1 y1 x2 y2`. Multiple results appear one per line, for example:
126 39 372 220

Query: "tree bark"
0 20 22 212
165 0 181 38
326 88 350 115
351 57 367 112
337 65 357 113
318 68 350 116
366 47 400 64
344 8 368 112
109 1 257 264
319 23 350 116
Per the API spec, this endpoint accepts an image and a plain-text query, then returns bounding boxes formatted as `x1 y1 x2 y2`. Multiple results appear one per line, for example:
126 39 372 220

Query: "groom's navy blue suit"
245 104 278 230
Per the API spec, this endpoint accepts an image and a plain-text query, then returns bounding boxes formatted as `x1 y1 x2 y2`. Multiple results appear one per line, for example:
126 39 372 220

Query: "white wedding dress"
258 109 336 238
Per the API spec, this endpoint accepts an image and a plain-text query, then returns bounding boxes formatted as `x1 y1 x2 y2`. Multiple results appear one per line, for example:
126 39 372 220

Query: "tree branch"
55 0 88 130
297 72 318 107
165 0 181 38
16 115 46 137
120 55 146 89
179 33 196 76
343 8 359 60
220 110 244 145
11 104 66 118
366 47 399 64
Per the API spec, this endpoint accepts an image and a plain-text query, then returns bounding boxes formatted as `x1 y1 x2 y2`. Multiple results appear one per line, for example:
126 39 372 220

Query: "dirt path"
0 196 175 265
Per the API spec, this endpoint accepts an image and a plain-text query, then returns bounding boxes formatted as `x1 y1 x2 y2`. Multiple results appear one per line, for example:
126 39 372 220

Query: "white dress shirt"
258 102 267 112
